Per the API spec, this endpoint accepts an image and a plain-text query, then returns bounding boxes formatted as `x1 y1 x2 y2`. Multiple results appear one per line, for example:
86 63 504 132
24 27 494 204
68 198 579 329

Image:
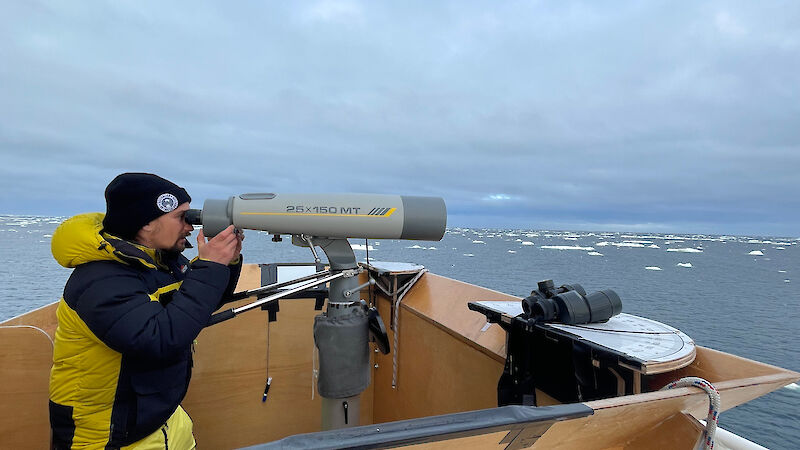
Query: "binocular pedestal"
310 238 370 431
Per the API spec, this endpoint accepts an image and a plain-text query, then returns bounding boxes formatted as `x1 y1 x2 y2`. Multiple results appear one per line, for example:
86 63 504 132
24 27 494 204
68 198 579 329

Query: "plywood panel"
649 346 790 388
400 273 518 361
372 278 505 424
0 326 53 450
1 302 59 338
622 412 703 450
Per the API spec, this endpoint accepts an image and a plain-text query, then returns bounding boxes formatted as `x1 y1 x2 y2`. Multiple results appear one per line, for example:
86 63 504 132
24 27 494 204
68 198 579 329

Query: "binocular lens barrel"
188 193 447 241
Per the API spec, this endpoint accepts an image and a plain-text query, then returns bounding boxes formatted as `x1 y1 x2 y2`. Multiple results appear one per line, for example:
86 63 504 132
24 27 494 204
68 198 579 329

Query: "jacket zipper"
162 424 169 450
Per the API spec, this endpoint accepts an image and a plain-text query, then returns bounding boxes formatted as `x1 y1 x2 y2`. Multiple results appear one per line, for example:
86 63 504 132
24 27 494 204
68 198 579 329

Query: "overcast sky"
1 1 798 236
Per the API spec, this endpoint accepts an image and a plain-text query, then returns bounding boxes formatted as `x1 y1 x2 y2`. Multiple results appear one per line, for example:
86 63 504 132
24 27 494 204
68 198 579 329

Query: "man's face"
142 202 194 252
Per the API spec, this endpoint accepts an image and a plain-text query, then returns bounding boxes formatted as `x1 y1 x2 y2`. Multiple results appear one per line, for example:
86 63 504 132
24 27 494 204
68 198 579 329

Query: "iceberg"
645 266 663 271
748 250 764 256
521 241 534 246
507 250 517 254
472 240 486 244
587 252 604 256
463 253 475 257
677 263 692 268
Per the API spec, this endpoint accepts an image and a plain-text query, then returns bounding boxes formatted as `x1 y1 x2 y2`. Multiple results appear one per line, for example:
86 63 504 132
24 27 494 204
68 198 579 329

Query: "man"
49 173 243 449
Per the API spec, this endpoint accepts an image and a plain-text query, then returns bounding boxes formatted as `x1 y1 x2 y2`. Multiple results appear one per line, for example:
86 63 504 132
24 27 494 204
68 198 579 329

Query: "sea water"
1 215 798 448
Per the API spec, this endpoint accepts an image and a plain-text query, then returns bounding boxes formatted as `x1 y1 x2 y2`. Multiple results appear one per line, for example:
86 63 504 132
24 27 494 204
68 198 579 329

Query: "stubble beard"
169 234 190 253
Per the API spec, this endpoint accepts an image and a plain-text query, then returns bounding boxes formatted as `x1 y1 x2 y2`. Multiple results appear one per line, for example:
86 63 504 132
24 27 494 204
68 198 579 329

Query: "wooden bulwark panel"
1 302 59 338
372 273 507 424
0 326 54 450
400 273 518 361
649 346 791 387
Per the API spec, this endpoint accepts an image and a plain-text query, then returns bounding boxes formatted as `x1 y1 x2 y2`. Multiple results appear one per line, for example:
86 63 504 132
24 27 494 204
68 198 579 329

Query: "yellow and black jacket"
48 213 241 449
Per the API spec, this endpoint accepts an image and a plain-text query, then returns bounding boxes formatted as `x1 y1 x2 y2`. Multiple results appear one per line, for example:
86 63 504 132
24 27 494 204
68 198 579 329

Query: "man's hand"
197 225 240 265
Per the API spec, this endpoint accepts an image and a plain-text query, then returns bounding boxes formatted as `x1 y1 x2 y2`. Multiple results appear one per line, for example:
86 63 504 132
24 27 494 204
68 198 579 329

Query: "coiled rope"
661 377 720 449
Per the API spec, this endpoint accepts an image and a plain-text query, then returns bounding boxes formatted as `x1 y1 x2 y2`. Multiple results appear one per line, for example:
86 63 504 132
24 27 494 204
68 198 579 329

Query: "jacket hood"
51 213 158 269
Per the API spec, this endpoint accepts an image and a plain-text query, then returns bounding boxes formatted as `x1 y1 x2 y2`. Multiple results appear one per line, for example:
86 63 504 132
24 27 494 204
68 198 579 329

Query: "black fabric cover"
313 308 370 398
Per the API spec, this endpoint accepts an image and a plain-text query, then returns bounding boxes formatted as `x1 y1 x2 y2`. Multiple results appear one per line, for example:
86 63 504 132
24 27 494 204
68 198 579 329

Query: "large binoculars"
185 193 447 241
522 280 622 325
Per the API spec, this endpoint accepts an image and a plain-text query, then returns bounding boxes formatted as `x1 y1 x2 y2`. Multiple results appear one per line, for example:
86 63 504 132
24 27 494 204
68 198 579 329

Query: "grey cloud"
1 1 799 235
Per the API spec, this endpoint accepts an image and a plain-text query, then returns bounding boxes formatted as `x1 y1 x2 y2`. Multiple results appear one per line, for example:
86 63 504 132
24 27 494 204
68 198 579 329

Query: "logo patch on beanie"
157 193 179 212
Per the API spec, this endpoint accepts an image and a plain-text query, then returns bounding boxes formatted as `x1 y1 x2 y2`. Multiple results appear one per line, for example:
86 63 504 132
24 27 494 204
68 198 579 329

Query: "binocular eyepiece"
185 208 202 226
522 280 622 325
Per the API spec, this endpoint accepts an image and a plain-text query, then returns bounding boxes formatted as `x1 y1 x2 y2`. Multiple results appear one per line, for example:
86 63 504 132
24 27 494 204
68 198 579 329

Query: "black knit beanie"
102 173 192 240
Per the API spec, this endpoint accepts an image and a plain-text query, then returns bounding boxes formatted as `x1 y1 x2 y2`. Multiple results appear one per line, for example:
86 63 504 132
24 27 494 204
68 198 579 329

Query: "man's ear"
136 221 156 243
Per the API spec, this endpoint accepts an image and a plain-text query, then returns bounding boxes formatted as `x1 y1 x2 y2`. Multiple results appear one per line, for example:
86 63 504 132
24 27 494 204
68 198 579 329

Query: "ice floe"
406 245 425 249
648 244 660 249
748 250 764 256
351 244 375 251
666 248 703 253
587 252 604 256
677 263 692 268
541 245 594 251
507 250 517 253
616 242 645 248
463 253 475 257
472 240 486 244
645 266 663 271
521 241 534 246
